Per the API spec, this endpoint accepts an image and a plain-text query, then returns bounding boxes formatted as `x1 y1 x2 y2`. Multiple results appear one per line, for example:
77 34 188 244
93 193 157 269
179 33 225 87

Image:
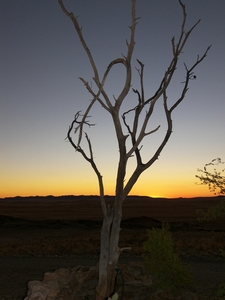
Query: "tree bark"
96 214 112 299
96 198 123 299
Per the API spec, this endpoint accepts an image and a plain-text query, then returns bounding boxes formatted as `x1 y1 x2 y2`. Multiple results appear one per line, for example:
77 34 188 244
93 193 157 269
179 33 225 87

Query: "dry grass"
0 233 100 256
173 230 225 257
1 227 224 258
1 195 224 258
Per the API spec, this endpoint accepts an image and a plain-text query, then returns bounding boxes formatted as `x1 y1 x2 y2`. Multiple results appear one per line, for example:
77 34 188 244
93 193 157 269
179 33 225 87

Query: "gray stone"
24 262 155 300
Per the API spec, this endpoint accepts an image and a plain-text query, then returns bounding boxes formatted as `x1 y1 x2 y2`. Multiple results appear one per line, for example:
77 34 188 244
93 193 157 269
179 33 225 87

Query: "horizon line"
1 194 224 200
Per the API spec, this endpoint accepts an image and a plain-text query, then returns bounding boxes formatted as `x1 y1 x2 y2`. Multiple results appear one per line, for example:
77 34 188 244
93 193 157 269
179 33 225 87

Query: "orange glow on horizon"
0 182 213 199
0 165 213 199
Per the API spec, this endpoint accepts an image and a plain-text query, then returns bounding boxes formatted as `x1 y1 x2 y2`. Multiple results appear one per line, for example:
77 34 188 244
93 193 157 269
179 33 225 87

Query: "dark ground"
0 255 224 300
0 196 225 299
0 216 225 299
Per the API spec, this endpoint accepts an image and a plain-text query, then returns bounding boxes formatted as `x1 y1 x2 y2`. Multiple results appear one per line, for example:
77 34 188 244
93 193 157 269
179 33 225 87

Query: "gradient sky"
1 0 224 198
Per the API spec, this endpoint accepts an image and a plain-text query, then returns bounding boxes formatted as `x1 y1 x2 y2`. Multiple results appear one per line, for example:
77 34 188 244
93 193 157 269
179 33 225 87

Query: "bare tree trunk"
96 198 124 299
96 214 112 299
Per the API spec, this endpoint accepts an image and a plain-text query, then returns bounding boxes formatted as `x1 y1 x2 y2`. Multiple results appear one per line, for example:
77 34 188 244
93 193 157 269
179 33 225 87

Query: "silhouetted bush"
143 223 195 294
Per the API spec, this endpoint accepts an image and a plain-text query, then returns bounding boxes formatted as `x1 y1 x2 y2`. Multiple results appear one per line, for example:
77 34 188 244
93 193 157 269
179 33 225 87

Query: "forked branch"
67 116 107 215
122 0 211 197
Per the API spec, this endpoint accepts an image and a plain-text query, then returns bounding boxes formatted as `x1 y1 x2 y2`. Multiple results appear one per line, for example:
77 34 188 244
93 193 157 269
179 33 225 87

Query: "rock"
24 261 171 299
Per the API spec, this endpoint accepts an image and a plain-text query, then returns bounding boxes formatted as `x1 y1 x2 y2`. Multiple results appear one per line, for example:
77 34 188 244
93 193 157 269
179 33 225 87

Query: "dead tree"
58 0 211 298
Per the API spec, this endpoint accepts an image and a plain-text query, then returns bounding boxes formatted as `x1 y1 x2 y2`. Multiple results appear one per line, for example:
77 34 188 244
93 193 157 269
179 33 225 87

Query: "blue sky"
1 0 224 198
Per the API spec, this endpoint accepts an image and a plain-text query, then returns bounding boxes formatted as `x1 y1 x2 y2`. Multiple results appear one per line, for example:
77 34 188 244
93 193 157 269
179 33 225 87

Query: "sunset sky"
1 0 225 198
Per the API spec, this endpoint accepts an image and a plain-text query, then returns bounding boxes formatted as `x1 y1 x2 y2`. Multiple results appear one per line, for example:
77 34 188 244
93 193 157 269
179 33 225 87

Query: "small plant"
212 282 225 300
195 158 225 195
196 158 225 221
143 223 195 294
220 248 225 258
197 199 225 222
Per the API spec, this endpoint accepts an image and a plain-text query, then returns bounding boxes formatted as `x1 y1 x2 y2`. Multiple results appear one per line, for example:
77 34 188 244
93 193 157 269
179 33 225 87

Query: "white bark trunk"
96 204 122 299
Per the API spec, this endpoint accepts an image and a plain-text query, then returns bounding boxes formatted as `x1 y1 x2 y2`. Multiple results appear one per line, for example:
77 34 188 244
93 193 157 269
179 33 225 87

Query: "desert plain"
0 195 225 299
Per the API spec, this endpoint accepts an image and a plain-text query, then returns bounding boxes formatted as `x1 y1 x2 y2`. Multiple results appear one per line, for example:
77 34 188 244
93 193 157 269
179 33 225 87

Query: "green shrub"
143 223 195 294
197 199 225 222
212 281 225 300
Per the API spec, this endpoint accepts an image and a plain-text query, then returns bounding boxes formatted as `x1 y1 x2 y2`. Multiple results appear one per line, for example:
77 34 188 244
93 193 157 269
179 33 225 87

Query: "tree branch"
121 0 211 198
58 0 100 83
67 117 107 216
114 0 138 109
170 45 211 113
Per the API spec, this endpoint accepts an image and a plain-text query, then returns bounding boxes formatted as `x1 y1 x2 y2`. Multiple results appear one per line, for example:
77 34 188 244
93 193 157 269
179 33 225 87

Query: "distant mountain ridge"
1 194 224 201
0 195 224 222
